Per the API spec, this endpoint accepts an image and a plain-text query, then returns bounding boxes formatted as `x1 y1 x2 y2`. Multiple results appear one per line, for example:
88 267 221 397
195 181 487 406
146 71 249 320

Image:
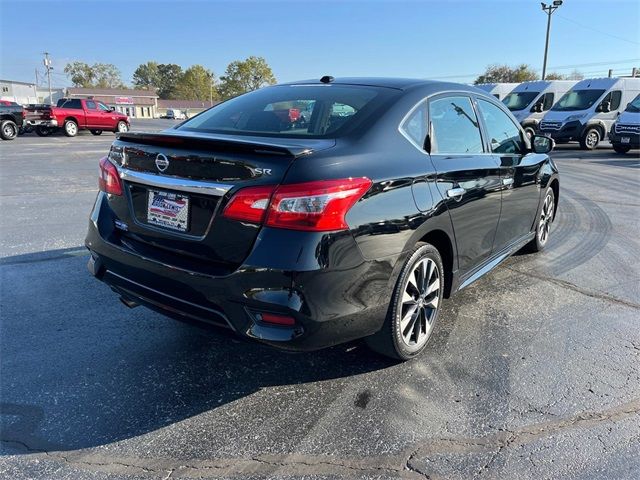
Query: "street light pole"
43 52 53 105
541 1 563 81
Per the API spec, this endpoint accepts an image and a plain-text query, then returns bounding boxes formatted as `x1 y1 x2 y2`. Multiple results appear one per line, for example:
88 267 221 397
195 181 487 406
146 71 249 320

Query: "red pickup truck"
25 98 130 137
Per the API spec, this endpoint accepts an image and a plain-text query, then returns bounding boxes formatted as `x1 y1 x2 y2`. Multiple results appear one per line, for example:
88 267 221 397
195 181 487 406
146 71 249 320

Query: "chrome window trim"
117 167 232 196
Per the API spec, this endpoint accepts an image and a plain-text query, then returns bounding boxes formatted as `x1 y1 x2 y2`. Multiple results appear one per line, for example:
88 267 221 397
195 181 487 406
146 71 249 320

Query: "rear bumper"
85 192 394 351
26 119 58 127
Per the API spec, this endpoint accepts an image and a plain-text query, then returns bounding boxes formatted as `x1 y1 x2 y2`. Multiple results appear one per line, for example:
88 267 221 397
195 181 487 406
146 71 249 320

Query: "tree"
64 61 96 88
218 56 276 99
93 63 124 88
174 65 217 101
566 69 585 81
132 61 160 89
474 64 538 84
64 62 123 88
544 72 565 80
156 63 183 99
540 70 584 81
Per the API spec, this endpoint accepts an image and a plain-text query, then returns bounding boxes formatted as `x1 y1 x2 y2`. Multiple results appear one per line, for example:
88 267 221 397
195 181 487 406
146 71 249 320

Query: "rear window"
178 84 397 138
59 99 82 109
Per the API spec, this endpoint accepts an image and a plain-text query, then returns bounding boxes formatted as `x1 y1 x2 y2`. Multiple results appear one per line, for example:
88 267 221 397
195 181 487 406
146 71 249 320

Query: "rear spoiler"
116 131 314 158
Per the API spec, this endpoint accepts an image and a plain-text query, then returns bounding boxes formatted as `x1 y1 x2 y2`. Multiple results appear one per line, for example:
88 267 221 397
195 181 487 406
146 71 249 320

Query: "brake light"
98 157 123 195
222 178 372 231
222 185 275 223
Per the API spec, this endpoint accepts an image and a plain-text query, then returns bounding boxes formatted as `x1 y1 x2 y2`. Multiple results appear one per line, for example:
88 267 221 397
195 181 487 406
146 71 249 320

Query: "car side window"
542 92 554 111
609 91 622 110
429 96 483 154
86 101 96 110
477 99 524 155
61 99 82 109
400 100 427 149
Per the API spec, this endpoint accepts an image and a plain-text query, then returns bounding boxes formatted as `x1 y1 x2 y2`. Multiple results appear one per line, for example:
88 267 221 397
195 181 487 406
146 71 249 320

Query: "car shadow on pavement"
0 248 396 454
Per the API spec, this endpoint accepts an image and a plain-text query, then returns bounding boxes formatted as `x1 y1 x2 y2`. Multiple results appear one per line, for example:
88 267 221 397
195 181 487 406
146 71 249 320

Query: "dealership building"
66 87 159 118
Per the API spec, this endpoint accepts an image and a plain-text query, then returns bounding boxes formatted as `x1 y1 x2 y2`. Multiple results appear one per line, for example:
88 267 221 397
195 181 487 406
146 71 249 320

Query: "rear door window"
60 99 82 109
86 101 97 110
429 96 483 154
400 101 427 149
477 99 524 154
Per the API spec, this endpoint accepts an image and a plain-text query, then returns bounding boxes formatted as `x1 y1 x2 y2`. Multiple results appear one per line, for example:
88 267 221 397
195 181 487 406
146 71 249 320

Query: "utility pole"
540 1 563 80
43 52 53 105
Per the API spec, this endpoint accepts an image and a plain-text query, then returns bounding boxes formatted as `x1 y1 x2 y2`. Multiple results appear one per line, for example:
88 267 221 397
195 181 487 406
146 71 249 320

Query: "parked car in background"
165 109 186 120
503 80 577 138
540 77 640 150
475 83 519 100
25 98 130 137
609 93 640 154
85 77 559 360
0 100 25 140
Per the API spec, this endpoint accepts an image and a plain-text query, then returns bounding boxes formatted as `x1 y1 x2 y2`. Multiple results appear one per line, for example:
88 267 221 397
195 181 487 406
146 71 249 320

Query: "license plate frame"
147 190 190 232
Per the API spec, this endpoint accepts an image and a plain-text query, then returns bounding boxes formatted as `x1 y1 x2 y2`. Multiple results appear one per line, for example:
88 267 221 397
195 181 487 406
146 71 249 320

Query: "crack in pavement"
505 267 640 311
3 399 639 479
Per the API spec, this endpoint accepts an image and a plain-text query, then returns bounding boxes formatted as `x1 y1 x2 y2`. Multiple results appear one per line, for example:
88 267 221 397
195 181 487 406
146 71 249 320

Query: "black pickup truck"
0 100 25 140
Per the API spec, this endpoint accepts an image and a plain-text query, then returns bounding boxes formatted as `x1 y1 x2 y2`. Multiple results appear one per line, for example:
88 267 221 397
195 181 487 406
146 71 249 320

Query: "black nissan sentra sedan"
86 77 559 360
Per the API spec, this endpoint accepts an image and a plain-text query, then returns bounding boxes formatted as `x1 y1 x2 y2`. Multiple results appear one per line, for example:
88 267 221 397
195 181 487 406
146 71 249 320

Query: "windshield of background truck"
502 91 540 111
625 94 640 112
551 89 605 112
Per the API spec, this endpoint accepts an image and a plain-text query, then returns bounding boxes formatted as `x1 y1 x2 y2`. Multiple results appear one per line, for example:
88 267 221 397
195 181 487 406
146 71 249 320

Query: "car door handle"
446 187 466 198
502 177 514 186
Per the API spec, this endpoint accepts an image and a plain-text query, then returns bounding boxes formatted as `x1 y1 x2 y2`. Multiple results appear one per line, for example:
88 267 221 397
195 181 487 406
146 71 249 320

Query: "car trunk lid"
106 131 334 273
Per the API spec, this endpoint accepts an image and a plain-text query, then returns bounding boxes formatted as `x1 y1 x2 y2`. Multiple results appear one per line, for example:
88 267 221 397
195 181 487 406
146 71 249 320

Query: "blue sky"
1 0 638 88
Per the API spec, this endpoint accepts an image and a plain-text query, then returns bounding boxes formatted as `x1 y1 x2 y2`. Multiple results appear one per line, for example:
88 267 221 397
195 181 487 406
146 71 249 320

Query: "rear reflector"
98 157 123 195
222 177 372 232
260 313 296 326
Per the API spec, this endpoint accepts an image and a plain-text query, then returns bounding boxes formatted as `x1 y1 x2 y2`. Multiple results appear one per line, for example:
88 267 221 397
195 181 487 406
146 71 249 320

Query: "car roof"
277 77 487 95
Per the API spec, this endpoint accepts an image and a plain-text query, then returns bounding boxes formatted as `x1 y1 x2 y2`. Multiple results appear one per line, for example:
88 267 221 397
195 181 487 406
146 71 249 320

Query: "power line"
430 58 640 80
548 58 640 70
556 14 640 46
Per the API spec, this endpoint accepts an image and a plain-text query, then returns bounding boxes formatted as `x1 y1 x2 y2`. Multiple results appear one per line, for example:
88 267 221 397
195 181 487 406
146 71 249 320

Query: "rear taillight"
221 185 275 223
222 178 372 232
98 157 123 195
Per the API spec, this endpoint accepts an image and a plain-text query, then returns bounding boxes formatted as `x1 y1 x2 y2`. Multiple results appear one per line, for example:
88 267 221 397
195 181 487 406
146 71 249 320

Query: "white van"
539 77 640 149
475 83 519 101
502 80 577 138
609 93 640 154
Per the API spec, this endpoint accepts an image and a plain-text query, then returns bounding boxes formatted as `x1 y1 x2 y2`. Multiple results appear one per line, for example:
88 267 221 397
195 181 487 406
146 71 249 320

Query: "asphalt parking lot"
1 120 639 479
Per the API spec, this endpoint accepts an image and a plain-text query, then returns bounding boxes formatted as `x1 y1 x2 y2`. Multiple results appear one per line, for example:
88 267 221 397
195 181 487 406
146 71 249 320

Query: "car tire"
580 127 600 150
524 186 555 253
90 130 103 136
116 121 128 133
524 126 536 140
63 120 78 137
366 243 444 360
35 126 52 137
612 144 631 154
0 120 18 140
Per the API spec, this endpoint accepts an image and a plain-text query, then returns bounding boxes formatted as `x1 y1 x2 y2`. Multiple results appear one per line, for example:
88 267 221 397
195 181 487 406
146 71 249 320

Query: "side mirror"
598 101 611 113
532 135 554 154
531 102 543 113
109 106 115 112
